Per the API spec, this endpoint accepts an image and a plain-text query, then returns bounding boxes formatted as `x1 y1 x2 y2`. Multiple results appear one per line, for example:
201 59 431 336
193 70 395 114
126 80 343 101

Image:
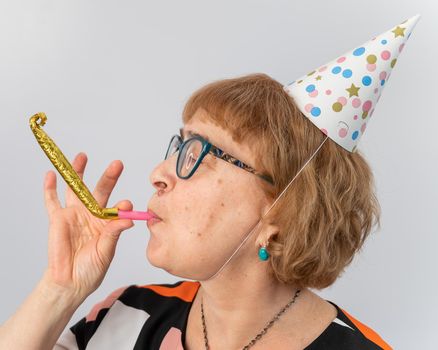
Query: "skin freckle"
221 202 225 207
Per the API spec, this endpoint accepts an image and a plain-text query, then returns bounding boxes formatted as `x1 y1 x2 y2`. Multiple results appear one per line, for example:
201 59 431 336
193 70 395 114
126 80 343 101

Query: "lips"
147 208 162 220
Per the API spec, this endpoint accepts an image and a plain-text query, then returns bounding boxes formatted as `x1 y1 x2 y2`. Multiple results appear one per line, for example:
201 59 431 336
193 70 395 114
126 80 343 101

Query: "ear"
256 197 279 244
256 222 280 247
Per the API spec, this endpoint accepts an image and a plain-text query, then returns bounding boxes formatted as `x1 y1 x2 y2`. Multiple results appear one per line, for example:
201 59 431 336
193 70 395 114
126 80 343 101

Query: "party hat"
283 14 421 153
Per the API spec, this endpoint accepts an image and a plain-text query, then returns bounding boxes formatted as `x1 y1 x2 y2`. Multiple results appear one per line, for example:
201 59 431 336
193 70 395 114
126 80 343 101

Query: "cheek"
188 178 257 244
169 177 259 253
147 177 262 278
170 178 233 242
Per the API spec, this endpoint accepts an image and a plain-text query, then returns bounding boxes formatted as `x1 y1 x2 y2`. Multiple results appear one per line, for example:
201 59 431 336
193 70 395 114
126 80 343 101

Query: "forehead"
179 127 210 143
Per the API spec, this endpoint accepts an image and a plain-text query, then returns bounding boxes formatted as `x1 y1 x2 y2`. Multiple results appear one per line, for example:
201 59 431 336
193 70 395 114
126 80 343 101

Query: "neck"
194 261 304 348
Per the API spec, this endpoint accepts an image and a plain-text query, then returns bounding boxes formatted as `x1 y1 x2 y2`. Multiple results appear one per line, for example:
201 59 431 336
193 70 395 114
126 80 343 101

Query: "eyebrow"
179 127 211 143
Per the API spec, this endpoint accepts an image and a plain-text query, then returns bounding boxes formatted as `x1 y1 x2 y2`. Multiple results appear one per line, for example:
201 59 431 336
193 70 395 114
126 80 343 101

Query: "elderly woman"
1 10 420 347
0 73 391 349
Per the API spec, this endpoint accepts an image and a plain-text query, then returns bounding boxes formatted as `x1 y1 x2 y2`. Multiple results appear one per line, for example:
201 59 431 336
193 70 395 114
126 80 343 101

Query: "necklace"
200 288 301 350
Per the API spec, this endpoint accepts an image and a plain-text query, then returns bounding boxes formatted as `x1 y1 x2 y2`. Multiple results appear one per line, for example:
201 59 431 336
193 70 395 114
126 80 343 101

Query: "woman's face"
147 108 273 280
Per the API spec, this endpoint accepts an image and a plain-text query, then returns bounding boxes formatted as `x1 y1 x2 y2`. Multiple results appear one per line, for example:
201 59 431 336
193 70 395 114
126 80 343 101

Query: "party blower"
29 112 155 221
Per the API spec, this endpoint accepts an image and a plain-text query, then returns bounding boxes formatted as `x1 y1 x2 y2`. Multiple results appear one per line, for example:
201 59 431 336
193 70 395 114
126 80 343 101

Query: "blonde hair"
182 73 381 290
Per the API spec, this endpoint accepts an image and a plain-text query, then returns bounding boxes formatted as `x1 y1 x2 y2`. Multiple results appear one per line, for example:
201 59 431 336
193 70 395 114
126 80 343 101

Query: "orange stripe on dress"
340 307 393 350
139 281 201 303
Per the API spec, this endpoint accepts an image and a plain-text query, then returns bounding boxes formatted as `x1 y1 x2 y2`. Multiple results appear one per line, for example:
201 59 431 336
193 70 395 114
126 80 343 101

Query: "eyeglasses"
164 134 274 185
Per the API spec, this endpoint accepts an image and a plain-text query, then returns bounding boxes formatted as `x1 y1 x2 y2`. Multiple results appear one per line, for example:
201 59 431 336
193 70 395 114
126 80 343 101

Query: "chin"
145 237 163 266
145 246 194 279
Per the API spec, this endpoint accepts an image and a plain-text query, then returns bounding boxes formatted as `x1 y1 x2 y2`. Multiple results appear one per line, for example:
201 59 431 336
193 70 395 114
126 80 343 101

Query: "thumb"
97 200 135 259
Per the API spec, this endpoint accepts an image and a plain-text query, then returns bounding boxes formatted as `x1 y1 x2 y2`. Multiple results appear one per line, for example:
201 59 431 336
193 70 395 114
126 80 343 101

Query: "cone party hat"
283 14 421 153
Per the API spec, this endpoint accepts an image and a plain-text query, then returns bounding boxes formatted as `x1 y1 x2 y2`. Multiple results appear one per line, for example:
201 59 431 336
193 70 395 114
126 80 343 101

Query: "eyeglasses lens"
165 135 181 160
177 138 202 177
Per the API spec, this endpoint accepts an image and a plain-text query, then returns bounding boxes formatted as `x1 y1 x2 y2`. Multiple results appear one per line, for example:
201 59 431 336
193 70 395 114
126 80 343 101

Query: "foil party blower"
29 112 154 221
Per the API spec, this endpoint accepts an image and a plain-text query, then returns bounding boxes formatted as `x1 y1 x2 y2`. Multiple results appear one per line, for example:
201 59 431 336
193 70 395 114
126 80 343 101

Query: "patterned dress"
54 280 392 349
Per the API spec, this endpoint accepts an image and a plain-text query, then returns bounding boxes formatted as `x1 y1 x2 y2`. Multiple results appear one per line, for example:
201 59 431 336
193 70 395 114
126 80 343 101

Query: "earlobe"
258 242 270 261
255 222 279 257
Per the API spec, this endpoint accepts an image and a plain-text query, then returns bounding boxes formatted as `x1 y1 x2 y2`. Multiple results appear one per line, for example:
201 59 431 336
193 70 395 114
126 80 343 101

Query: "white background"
0 1 436 349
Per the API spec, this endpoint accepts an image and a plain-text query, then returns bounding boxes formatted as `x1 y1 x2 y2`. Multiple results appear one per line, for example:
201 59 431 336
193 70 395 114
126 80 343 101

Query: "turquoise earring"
258 242 270 261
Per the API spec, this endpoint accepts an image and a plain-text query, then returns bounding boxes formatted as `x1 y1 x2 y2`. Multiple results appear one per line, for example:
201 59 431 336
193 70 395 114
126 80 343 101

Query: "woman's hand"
41 152 135 301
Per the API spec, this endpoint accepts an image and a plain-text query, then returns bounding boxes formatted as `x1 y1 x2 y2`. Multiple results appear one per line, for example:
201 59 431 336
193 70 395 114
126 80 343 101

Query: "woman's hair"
182 73 381 290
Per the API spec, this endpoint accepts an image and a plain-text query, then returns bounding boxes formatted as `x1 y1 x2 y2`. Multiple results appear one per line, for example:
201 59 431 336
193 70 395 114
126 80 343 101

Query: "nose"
149 157 177 195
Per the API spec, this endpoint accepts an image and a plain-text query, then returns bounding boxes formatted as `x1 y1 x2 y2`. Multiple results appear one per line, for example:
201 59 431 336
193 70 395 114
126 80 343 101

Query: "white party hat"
283 14 421 153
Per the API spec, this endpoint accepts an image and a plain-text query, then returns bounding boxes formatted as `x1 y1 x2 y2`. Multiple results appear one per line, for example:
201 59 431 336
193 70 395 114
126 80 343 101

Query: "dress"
54 280 392 349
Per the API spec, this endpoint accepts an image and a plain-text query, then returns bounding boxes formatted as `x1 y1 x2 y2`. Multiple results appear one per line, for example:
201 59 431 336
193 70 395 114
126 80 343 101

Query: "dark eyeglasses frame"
165 134 274 185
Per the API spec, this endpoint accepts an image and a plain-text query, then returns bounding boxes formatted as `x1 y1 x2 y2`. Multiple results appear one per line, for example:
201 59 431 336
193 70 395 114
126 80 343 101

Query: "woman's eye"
185 153 197 168
189 153 197 163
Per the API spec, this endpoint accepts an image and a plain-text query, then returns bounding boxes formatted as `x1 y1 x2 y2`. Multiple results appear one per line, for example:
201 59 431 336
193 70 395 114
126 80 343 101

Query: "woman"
0 73 391 349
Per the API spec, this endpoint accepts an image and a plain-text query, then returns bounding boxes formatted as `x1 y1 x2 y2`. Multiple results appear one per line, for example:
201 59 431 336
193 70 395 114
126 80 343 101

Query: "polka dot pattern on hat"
283 14 421 152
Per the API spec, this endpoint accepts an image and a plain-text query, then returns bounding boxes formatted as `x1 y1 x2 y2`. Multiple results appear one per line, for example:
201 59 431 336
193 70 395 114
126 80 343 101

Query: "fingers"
105 199 134 233
102 200 134 239
73 152 88 180
44 170 62 219
65 152 88 204
97 200 135 259
114 199 133 211
92 160 124 208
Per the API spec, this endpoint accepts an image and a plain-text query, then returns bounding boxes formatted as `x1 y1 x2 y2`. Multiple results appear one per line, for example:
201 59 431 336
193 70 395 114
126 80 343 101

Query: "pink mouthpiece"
118 210 155 221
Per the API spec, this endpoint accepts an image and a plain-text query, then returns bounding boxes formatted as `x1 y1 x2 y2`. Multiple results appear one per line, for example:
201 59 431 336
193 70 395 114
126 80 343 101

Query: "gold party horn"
29 112 155 221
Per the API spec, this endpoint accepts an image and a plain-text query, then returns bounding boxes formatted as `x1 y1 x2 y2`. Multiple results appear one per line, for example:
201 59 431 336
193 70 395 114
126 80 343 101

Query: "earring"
258 242 270 261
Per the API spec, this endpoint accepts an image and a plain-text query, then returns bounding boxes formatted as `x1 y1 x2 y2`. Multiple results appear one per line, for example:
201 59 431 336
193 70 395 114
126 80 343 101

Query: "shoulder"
306 300 393 350
55 280 199 350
